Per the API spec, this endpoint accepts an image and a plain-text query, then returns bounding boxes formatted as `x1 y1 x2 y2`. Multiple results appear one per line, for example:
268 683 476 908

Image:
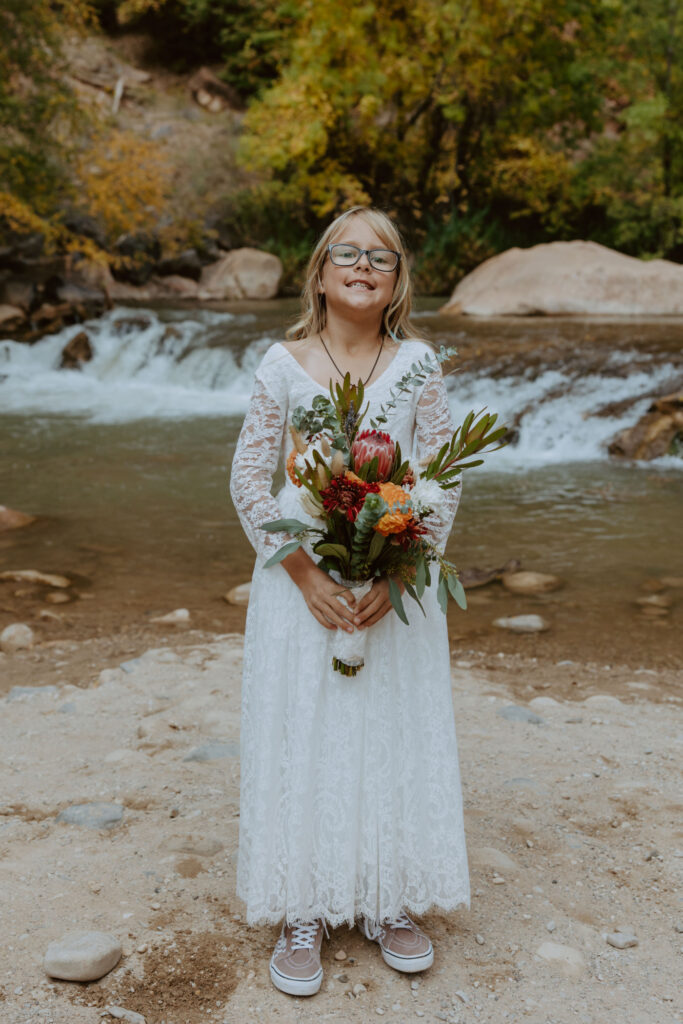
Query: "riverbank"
0 632 680 1024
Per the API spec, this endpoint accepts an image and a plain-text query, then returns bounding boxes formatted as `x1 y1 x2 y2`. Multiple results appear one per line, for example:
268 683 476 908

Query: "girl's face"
319 217 397 326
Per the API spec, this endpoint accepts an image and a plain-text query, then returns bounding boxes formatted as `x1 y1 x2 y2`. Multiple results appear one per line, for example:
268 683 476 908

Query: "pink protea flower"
351 429 396 481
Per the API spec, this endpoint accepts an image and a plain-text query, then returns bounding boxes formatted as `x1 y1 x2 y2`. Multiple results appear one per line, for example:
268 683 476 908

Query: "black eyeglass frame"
326 243 401 272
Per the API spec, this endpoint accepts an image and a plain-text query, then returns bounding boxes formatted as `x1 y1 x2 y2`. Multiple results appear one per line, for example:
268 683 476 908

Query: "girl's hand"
353 577 405 629
281 548 356 632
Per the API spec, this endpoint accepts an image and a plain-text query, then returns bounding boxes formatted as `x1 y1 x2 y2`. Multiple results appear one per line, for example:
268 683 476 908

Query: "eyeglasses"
327 243 400 272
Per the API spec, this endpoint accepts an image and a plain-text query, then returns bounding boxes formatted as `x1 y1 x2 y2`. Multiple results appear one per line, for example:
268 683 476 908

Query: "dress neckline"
275 339 410 392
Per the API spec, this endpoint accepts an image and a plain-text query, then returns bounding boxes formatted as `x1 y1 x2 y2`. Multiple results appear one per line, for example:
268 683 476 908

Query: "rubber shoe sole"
269 960 323 996
380 942 434 973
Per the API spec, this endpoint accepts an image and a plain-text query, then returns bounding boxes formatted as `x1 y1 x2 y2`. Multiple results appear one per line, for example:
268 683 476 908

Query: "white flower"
410 476 445 515
300 490 325 520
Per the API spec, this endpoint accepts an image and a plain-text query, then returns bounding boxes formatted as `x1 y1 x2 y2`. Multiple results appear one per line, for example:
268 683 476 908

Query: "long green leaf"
446 573 468 610
263 540 302 568
403 581 426 617
367 530 386 563
314 542 350 561
261 518 310 534
388 578 409 625
415 556 427 598
436 574 449 614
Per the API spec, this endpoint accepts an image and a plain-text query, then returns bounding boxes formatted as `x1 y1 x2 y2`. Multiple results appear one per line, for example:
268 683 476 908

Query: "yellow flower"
375 482 413 536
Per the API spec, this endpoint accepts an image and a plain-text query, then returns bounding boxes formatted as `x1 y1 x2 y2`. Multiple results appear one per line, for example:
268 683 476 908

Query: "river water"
1 299 681 670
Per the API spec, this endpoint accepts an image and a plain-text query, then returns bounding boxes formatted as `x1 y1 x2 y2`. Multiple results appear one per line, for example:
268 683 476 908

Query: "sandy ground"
0 632 681 1024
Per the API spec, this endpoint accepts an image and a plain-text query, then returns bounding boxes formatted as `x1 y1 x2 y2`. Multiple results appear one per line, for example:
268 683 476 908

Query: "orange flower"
286 449 302 487
375 482 413 536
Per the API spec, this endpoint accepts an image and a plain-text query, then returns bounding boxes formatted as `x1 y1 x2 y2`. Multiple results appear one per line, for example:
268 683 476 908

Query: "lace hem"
240 891 471 930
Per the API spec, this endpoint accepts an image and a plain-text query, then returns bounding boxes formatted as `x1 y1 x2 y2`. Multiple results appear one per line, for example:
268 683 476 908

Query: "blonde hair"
286 206 427 343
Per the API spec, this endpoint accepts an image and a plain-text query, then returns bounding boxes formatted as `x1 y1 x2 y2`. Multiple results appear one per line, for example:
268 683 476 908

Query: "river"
1 299 681 677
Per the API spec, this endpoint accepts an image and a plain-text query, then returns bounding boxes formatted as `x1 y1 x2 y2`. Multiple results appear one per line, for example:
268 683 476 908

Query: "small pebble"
475 934 485 945
353 983 366 995
492 874 505 884
334 949 347 961
375 1009 385 1016
606 931 638 949
455 989 469 1004
334 973 349 982
150 902 161 911
546 920 556 933
136 944 148 954
411 980 420 990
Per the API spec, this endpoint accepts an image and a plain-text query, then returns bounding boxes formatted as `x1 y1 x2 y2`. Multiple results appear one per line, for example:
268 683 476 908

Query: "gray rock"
502 571 563 595
470 846 518 872
119 659 142 674
497 704 545 725
223 582 251 606
150 608 190 625
535 941 586 978
56 802 124 829
493 614 549 633
7 684 58 701
184 740 239 762
104 1006 146 1024
44 930 122 981
0 622 35 653
606 931 638 949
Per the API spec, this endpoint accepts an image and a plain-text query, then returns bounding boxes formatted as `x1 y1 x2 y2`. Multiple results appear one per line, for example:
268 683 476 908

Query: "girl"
229 206 470 996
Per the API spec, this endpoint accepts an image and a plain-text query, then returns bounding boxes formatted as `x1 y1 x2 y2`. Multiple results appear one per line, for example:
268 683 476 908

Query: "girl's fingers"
320 598 355 632
358 603 391 628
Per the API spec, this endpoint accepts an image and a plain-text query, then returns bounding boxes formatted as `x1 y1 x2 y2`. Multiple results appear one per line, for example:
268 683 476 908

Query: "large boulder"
442 240 683 316
0 303 26 331
609 392 683 460
199 247 282 300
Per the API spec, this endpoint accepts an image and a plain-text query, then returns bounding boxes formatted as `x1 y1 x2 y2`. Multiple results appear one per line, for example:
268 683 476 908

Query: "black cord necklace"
319 332 385 386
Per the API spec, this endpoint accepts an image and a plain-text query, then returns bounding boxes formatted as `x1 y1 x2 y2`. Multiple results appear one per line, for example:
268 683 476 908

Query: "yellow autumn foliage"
75 130 171 242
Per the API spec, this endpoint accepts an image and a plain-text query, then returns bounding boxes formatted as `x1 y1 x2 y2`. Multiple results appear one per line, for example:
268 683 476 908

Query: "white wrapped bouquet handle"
328 572 374 676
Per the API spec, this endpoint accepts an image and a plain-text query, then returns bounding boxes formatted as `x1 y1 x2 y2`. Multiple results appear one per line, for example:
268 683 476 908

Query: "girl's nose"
356 251 372 270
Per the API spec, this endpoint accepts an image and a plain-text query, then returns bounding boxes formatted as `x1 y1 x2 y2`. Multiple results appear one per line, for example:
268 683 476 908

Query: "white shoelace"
363 910 413 942
275 919 330 953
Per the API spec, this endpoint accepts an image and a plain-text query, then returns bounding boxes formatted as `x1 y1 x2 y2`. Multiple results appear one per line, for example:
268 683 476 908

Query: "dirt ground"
0 628 681 1024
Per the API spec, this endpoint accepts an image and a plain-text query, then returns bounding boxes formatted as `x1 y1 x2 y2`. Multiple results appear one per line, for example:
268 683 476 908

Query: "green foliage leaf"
388 578 409 625
261 517 310 533
446 573 468 610
263 539 301 567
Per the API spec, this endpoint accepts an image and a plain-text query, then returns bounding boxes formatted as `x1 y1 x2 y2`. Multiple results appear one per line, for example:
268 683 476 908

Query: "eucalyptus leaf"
263 540 302 568
388 578 409 625
436 574 449 614
415 557 427 598
261 518 310 534
446 573 468 610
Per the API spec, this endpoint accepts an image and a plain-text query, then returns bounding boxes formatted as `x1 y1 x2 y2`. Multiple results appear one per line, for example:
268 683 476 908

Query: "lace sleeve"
415 371 462 554
229 377 293 563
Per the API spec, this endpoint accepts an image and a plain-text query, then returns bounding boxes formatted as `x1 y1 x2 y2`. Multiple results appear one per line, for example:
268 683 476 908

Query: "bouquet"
261 347 506 676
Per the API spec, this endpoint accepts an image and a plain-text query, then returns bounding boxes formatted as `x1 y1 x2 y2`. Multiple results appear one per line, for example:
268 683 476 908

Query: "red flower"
352 429 396 481
320 471 379 522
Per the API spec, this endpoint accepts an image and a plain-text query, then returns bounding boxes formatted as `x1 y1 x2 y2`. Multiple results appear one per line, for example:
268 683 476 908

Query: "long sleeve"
414 369 462 553
229 375 293 563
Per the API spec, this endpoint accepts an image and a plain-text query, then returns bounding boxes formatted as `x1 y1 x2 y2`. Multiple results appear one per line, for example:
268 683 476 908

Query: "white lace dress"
229 340 471 929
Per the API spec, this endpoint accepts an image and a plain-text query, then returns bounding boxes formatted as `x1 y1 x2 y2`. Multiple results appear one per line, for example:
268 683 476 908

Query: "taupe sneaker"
361 911 434 972
269 919 328 996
